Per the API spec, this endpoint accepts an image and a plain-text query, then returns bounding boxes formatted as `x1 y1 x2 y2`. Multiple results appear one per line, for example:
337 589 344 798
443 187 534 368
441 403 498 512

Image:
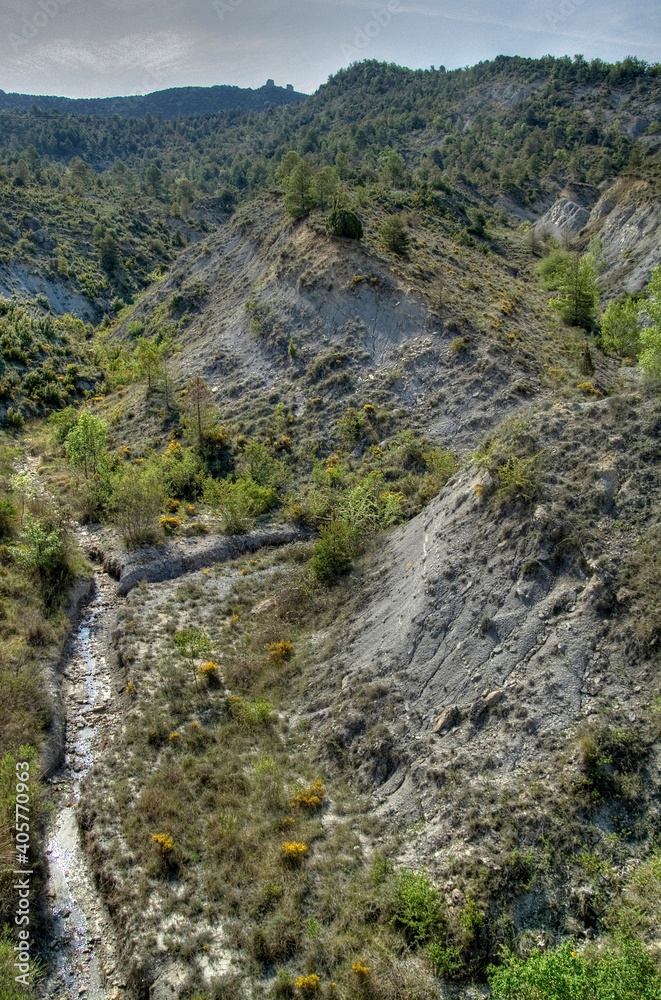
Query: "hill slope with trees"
0 53 660 1000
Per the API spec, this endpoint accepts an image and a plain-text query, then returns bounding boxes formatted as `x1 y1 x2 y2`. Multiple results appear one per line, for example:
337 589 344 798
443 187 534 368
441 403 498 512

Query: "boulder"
433 704 460 733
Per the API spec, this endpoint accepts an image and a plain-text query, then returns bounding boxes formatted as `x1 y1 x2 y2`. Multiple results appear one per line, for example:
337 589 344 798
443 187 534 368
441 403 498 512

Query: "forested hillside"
0 81 305 119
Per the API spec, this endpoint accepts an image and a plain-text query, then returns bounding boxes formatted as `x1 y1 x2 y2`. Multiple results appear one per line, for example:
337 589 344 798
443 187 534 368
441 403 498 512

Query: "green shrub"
239 441 287 488
0 498 16 538
203 476 277 534
391 869 446 947
111 464 164 546
310 521 356 585
574 723 647 803
336 472 402 534
326 208 363 239
48 406 79 445
600 297 640 357
638 263 661 379
11 514 74 591
161 444 205 500
427 942 463 978
472 432 541 506
489 937 661 1000
5 408 24 429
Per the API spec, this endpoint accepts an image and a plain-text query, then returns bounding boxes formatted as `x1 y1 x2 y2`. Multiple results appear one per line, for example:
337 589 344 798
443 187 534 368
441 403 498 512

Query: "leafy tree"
467 208 487 237
275 150 302 185
145 163 164 197
284 161 315 220
65 411 108 478
184 375 218 448
380 150 408 188
9 471 41 519
312 166 338 211
549 250 598 329
111 464 164 546
638 263 661 378
600 297 640 357
99 233 121 275
134 337 165 393
326 208 363 239
381 215 411 257
538 248 574 289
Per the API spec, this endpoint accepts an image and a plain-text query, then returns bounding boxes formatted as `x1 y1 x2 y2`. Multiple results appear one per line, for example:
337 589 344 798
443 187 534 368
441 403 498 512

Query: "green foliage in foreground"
489 938 661 1000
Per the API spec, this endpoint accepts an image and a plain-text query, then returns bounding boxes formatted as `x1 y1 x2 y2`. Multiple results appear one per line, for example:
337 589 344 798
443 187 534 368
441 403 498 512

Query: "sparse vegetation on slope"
1 52 661 1000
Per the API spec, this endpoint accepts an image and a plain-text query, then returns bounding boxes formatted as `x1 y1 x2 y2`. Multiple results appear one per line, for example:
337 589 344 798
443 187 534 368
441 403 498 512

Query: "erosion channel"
41 563 129 1000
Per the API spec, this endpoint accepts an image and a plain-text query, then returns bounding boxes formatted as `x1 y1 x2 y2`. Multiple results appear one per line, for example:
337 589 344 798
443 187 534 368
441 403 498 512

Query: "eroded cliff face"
310 385 661 933
534 173 661 296
584 176 661 295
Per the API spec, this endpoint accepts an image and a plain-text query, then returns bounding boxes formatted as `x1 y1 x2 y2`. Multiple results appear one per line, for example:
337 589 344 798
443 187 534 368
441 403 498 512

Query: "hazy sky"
0 0 658 99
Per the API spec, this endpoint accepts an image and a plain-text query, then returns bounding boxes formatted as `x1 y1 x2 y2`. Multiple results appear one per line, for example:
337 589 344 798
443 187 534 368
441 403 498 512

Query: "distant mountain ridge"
0 80 307 119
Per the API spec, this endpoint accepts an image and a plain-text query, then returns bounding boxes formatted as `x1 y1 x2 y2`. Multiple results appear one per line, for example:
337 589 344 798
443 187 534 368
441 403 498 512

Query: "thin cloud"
19 31 194 75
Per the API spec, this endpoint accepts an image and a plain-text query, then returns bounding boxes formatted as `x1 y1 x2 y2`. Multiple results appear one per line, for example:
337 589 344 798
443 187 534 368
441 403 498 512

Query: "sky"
0 0 658 99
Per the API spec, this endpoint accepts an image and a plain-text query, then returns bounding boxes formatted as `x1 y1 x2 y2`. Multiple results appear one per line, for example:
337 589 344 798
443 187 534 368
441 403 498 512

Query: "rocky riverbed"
39 570 131 1000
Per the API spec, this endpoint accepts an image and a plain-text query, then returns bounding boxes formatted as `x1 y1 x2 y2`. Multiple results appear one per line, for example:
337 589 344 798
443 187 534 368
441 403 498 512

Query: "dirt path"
39 568 130 1000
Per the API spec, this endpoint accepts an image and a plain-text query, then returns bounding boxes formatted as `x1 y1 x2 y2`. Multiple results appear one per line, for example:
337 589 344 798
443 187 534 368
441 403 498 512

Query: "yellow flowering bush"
159 515 181 535
151 833 174 853
296 974 320 996
197 661 220 687
283 842 307 864
267 640 294 663
351 962 370 977
292 779 325 811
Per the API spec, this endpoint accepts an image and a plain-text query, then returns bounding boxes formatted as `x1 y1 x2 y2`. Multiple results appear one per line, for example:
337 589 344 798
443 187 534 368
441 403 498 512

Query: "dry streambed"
39 569 130 1000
